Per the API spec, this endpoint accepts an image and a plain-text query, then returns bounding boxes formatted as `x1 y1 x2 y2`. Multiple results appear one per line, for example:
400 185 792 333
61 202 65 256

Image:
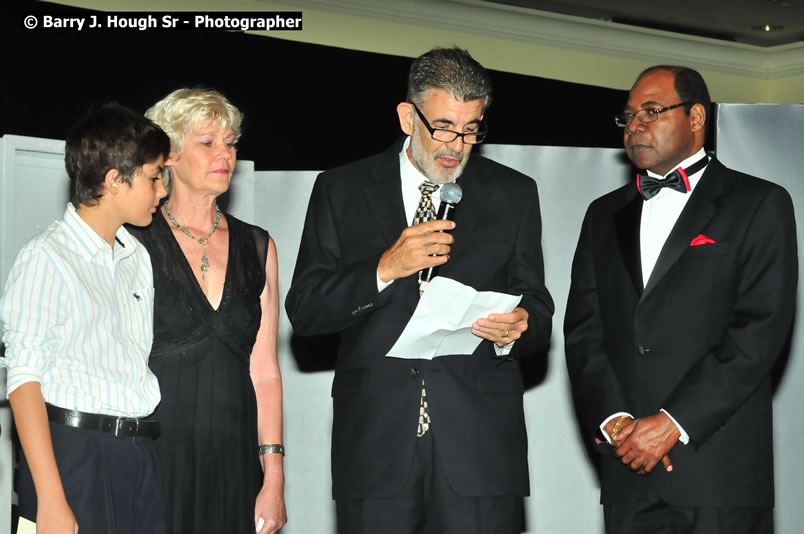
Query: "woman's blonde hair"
145 88 243 157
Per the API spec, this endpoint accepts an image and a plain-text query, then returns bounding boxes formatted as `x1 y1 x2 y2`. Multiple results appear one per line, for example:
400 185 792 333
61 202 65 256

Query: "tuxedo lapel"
364 144 408 247
614 188 644 296
642 160 727 299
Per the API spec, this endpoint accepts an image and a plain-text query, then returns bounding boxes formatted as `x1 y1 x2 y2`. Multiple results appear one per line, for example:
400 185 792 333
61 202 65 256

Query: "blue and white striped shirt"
1 203 160 417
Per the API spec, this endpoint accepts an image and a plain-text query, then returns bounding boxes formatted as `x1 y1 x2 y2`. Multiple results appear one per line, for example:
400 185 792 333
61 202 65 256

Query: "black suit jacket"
286 140 554 499
564 159 797 507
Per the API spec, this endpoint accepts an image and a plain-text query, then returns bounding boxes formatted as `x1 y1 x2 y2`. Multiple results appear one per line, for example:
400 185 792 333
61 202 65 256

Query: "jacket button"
637 345 645 355
409 368 420 377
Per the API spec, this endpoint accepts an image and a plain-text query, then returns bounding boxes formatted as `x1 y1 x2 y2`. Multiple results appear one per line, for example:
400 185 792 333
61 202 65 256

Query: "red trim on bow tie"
677 167 692 192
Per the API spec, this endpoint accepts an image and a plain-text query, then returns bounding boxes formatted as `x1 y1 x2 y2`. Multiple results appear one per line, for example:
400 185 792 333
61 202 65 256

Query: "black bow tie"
637 155 709 200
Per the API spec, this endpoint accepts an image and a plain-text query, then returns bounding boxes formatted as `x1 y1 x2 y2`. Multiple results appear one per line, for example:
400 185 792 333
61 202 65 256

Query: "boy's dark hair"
64 103 170 207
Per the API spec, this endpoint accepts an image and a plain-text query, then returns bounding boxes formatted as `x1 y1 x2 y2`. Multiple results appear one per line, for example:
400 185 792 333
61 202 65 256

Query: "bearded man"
286 47 553 534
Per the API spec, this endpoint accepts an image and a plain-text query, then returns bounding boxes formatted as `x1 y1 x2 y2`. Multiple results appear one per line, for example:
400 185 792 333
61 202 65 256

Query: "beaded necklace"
164 201 222 279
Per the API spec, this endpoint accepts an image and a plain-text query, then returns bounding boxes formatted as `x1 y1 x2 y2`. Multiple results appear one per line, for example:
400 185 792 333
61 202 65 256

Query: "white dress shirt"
399 136 442 224
640 148 708 283
1 203 160 417
601 148 709 444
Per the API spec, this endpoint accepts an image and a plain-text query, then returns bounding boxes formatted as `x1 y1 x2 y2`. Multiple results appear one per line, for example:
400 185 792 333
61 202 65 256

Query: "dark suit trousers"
604 484 773 534
336 430 524 534
17 422 166 534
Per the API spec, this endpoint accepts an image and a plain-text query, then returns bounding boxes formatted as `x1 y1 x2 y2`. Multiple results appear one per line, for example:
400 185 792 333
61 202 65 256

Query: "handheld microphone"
421 182 462 288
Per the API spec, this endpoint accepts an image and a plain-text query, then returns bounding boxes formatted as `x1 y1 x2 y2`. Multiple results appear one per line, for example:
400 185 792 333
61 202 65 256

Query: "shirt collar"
646 148 708 180
62 203 138 263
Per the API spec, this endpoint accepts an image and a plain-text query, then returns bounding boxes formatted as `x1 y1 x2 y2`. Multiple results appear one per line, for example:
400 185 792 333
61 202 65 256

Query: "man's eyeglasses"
614 102 691 128
412 103 487 144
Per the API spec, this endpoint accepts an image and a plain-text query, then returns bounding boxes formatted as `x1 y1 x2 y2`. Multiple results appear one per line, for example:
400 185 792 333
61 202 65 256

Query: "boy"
1 104 169 533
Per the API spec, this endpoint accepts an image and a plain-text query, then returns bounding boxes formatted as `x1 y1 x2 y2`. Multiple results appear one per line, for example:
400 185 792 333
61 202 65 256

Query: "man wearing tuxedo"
286 47 553 533
564 65 797 534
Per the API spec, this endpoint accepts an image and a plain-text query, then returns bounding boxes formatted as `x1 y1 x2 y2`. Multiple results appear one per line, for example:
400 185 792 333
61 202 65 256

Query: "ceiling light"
752 24 784 32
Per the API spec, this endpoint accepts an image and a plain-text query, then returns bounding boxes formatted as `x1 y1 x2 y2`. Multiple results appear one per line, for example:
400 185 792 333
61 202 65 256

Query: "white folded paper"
16 517 35 534
386 277 522 359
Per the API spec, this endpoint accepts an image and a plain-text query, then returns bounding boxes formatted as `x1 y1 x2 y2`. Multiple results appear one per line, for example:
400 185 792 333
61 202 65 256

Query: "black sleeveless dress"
130 212 269 533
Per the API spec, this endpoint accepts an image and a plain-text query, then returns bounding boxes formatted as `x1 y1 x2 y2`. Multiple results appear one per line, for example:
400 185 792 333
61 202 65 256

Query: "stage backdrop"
0 103 802 534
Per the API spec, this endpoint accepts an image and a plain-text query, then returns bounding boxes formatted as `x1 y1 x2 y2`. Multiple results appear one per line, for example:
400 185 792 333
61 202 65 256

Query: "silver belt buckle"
114 417 139 437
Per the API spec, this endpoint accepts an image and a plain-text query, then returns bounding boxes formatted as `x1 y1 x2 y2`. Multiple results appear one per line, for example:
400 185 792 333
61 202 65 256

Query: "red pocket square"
690 234 716 246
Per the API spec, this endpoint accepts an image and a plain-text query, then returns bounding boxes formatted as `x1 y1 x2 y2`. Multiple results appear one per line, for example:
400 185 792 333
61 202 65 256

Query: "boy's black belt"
46 404 160 438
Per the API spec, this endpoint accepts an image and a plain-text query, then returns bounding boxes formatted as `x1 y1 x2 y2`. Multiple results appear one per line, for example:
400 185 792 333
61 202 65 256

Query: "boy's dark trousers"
17 421 166 534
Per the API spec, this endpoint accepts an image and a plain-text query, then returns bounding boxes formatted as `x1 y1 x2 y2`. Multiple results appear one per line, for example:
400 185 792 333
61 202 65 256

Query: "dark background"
1 1 643 171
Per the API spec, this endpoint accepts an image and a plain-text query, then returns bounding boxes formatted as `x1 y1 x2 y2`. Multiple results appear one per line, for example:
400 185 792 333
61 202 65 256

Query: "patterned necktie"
413 180 439 225
413 180 438 437
414 180 439 297
417 386 430 437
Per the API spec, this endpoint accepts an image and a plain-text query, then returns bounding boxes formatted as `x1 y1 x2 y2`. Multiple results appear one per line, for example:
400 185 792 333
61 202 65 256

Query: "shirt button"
122 303 127 309
409 368 420 377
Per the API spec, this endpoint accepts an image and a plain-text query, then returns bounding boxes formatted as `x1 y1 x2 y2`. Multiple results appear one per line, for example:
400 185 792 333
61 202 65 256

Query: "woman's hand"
255 484 286 533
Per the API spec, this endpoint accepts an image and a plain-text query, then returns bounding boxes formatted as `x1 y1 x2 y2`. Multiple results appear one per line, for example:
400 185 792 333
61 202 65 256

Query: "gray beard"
410 124 468 184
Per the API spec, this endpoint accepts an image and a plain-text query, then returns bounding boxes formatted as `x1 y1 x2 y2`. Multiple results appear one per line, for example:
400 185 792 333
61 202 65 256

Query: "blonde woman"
130 88 286 533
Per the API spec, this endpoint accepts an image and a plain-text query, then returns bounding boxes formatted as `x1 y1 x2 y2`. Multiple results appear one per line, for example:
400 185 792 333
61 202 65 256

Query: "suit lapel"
439 160 489 275
614 187 644 296
364 142 408 247
642 159 727 299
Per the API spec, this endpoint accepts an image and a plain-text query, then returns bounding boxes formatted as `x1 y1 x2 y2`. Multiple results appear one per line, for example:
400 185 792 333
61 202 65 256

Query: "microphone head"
440 182 463 205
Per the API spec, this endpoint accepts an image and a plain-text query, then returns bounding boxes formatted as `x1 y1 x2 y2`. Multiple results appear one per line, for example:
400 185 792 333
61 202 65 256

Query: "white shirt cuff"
660 408 690 444
6 368 45 397
600 412 633 444
494 340 515 357
376 271 393 292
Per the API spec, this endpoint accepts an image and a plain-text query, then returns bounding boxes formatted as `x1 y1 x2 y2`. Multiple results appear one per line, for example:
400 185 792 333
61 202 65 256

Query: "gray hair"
407 47 492 111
